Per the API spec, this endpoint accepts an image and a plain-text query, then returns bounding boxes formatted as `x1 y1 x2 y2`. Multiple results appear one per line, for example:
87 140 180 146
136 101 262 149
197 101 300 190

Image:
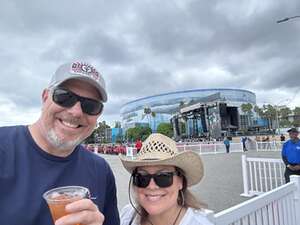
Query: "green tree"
114 121 121 128
241 103 253 126
254 105 263 116
293 107 300 116
115 134 123 144
279 107 292 127
126 126 152 142
266 104 277 129
292 107 300 127
280 119 292 127
142 107 157 131
157 123 173 138
85 121 111 143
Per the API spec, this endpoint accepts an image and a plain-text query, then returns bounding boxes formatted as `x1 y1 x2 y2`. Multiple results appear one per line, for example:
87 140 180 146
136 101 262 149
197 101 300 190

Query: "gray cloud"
1 0 300 126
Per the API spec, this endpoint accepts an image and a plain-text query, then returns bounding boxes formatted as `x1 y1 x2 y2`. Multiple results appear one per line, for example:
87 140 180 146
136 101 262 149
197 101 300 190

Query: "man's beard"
46 129 82 151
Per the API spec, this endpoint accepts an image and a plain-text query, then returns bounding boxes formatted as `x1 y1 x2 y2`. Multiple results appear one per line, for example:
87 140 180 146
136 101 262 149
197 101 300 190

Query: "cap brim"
119 151 204 187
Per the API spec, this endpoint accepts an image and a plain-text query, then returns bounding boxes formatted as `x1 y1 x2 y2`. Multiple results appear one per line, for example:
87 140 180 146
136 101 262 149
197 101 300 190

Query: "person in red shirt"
135 139 143 153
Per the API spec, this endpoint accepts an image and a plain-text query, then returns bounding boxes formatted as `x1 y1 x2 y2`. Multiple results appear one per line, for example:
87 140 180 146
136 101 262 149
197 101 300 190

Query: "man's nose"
66 101 84 117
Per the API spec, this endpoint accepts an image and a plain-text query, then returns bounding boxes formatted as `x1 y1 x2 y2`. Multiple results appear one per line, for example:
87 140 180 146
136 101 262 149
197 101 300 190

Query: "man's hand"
55 199 104 225
287 164 300 171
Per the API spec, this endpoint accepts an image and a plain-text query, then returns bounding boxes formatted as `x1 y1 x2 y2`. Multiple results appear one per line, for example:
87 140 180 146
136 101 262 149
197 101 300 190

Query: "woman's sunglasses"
52 87 104 116
132 171 179 188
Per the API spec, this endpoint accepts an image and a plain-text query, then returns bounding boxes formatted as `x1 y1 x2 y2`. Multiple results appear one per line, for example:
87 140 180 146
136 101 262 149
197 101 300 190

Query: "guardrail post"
290 175 300 223
240 154 251 197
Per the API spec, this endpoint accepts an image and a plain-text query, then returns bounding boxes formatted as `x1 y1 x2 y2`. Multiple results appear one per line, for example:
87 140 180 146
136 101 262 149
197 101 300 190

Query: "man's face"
39 79 101 153
289 131 299 140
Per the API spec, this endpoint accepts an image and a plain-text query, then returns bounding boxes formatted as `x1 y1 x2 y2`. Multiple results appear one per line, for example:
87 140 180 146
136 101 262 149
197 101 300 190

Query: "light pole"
277 15 300 23
274 99 291 134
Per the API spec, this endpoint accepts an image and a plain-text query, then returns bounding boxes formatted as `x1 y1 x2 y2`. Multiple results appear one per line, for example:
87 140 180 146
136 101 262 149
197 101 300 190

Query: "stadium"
120 88 256 139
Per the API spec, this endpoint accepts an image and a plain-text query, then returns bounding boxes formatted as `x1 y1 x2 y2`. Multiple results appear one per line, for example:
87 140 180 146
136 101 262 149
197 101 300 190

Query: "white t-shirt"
120 204 214 225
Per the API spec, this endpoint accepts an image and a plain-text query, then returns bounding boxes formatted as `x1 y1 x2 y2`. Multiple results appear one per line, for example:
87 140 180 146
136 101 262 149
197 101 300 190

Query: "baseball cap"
287 127 299 133
49 62 107 102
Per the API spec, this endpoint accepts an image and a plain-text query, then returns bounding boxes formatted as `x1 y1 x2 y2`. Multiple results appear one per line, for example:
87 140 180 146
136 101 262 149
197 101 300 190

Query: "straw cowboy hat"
119 133 204 186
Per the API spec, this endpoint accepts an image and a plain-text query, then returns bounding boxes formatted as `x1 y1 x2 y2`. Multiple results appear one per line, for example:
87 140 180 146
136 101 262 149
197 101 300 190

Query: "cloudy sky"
1 0 300 127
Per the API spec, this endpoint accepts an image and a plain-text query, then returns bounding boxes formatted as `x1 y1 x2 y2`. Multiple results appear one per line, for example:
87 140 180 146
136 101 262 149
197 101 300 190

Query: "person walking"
223 137 230 153
0 62 119 225
241 136 248 151
281 128 300 183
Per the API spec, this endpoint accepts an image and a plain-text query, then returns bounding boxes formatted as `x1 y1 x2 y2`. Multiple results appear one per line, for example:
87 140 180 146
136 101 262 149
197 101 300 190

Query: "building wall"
120 88 256 132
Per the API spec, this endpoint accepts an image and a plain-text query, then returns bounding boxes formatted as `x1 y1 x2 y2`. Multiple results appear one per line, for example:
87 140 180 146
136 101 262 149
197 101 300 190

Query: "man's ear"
42 89 50 103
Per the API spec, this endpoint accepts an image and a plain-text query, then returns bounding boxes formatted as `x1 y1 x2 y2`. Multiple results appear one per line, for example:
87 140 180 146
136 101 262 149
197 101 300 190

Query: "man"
135 138 142 153
241 136 248 151
281 127 300 183
0 62 120 225
223 137 230 153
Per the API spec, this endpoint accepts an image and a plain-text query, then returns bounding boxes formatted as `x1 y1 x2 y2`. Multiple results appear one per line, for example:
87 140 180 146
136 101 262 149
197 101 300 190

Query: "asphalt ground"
99 150 281 213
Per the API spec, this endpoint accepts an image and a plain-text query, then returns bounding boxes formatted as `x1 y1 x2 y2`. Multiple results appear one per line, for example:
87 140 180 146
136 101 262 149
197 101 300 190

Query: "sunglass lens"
133 174 151 188
53 89 77 107
81 99 103 115
154 173 173 187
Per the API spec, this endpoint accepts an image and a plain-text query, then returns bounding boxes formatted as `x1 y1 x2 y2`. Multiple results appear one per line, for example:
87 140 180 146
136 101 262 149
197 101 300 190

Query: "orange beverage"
43 186 90 225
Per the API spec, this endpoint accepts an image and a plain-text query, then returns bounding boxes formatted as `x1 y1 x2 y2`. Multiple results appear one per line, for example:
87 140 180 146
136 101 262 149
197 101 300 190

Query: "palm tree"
263 104 276 131
143 107 156 131
241 103 253 127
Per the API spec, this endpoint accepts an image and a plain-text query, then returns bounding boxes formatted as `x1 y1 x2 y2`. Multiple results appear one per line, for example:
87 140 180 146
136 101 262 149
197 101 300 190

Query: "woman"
119 133 213 225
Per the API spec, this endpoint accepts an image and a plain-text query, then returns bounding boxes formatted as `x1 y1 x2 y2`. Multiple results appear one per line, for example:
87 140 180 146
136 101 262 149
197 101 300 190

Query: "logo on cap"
70 62 100 81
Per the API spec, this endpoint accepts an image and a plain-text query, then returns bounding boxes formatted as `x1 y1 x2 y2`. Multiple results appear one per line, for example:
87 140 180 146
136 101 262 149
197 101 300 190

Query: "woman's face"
134 165 183 216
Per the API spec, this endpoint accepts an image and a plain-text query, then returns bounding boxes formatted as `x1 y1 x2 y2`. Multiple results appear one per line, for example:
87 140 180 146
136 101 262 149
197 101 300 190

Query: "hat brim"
287 128 299 133
119 151 204 187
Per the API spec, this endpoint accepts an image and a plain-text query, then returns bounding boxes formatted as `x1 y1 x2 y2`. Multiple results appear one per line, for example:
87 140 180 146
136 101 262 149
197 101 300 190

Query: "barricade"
176 142 243 154
126 146 137 157
256 141 284 152
207 175 300 225
241 155 285 197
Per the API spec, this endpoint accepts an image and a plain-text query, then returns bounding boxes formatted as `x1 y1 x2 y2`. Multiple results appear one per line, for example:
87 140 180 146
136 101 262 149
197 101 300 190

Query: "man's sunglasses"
132 171 180 188
52 87 103 115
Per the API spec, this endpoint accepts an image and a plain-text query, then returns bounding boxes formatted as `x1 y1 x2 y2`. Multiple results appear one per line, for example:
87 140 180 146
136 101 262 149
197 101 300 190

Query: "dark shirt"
0 126 120 225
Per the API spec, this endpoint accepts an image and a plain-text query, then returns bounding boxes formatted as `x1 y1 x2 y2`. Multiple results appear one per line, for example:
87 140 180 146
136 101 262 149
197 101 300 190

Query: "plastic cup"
43 186 90 224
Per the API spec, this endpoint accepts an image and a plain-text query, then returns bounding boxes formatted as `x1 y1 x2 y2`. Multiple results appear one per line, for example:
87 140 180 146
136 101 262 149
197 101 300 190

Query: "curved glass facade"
121 88 256 131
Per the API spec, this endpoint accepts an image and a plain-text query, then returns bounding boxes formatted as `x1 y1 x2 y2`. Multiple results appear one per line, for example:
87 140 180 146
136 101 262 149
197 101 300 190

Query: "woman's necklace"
171 206 183 225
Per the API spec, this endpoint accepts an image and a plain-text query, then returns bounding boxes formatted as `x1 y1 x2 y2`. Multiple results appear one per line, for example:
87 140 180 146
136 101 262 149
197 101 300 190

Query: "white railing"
207 175 300 225
176 140 285 153
177 143 243 154
256 141 284 152
241 155 285 197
